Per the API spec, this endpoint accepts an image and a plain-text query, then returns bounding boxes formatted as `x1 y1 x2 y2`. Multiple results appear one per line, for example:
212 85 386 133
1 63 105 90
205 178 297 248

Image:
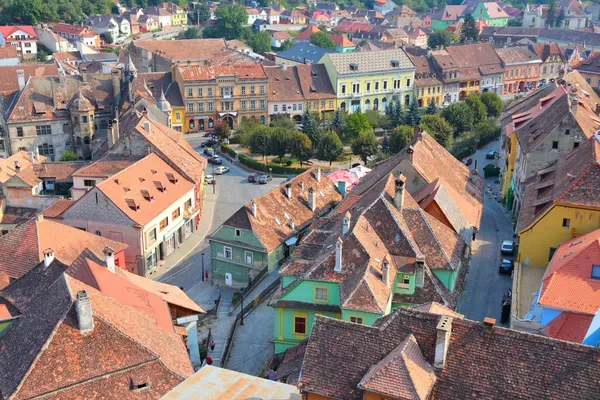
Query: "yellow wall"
502 132 517 196
171 12 187 25
364 391 400 400
518 204 600 268
306 97 337 116
171 107 185 133
306 393 334 400
415 84 443 107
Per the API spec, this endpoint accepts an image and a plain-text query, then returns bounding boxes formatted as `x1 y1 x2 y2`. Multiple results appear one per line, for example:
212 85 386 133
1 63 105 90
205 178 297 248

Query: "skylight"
592 264 600 280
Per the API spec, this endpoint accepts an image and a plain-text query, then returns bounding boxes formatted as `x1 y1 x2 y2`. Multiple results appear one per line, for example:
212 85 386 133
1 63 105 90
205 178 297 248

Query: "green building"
207 168 341 288
270 173 470 353
430 5 467 31
430 2 508 31
470 2 509 27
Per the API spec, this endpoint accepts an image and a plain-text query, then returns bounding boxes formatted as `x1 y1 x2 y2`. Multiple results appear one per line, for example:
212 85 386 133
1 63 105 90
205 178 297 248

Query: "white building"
0 26 37 59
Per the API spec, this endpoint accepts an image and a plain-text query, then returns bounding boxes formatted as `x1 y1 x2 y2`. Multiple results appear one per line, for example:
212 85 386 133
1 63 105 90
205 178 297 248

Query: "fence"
230 267 269 312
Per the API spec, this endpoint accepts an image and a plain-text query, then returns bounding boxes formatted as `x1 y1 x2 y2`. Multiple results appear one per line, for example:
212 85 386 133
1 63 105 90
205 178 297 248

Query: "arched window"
373 98 379 111
340 102 346 111
189 119 195 130
242 116 247 123
95 231 101 236
381 97 387 110
404 95 410 107
364 99 371 111
208 118 214 128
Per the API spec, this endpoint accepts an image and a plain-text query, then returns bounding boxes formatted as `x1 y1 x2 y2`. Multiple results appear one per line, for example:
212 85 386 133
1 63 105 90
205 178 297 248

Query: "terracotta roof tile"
73 154 141 178
0 151 46 184
296 64 336 100
265 66 304 102
8 166 41 187
133 39 255 64
33 161 85 180
411 301 465 318
543 311 594 343
0 47 17 59
295 25 321 41
0 206 37 225
41 199 73 218
496 46 542 65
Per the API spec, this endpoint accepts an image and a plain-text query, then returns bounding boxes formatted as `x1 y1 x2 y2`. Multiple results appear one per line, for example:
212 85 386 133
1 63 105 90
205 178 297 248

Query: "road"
458 140 514 325
123 25 186 45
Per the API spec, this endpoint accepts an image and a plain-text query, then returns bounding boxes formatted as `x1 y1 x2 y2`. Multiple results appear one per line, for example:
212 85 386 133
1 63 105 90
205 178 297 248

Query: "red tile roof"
0 25 36 39
179 64 267 81
0 64 58 96
73 154 141 178
543 311 594 343
41 199 73 218
0 47 17 59
296 25 323 41
335 20 374 34
330 34 355 47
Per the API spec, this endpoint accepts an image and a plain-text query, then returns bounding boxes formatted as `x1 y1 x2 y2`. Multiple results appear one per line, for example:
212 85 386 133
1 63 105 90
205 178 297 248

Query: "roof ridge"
424 266 450 307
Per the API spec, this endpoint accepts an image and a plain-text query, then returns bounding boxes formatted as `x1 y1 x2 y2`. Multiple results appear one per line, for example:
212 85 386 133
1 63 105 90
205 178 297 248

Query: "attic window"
391 60 400 67
141 190 154 202
283 212 291 220
151 169 157 175
166 172 178 184
125 198 140 211
592 264 600 280
153 181 166 192
139 177 145 183
349 63 358 71
123 187 131 193
131 381 151 393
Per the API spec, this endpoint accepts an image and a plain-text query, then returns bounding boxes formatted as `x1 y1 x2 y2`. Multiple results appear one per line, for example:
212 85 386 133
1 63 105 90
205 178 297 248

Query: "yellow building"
511 137 600 325
174 64 268 132
320 48 416 113
407 53 442 107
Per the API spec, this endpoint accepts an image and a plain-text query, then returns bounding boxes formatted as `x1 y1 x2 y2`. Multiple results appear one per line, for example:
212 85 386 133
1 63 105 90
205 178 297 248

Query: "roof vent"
151 169 157 175
125 198 140 211
166 172 178 184
141 189 154 202
153 181 166 192
114 178 120 184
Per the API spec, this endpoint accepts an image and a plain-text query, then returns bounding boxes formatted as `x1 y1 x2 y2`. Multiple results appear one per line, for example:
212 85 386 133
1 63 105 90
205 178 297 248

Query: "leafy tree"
316 130 344 168
204 4 249 40
405 100 421 126
388 125 414 154
310 31 336 50
249 127 272 162
279 39 294 51
289 131 312 166
555 8 566 28
547 0 557 27
270 114 296 132
269 128 292 163
236 120 262 146
385 101 394 120
331 109 344 134
180 27 201 39
188 5 211 26
480 92 504 117
461 14 478 42
442 102 474 136
464 94 487 124
507 19 522 27
247 31 272 53
425 99 437 115
420 115 454 148
351 130 379 165
427 30 455 49
470 118 501 147
59 150 79 161
214 122 231 143
100 32 113 44
364 110 383 128
343 113 371 143
0 0 51 25
36 44 51 62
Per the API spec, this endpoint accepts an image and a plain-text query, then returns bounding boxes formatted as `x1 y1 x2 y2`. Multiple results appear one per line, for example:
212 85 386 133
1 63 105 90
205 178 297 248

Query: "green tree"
388 125 414 153
100 32 113 44
471 118 501 147
36 44 51 62
249 126 272 162
480 92 504 117
59 150 79 161
188 5 211 26
547 0 557 27
364 110 382 128
393 101 405 126
461 14 478 42
343 112 371 143
181 27 201 39
464 94 487 124
507 19 522 27
331 109 344 134
270 114 296 132
316 130 344 168
405 100 421 126
247 31 272 53
214 122 231 143
289 131 312 166
556 8 566 28
269 128 292 162
425 99 437 115
1 0 49 25
302 110 322 148
236 120 262 146
420 115 454 148
427 30 455 49
351 130 379 165
205 4 249 40
279 39 294 51
442 102 474 135
310 31 336 50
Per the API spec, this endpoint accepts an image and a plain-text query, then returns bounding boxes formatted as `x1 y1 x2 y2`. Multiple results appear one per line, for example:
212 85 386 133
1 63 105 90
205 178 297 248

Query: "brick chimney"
483 317 496 328
75 290 94 334
308 188 316 211
43 248 54 267
342 211 351 235
434 316 453 370
144 120 151 134
14 160 19 173
104 246 115 273
394 173 406 210
334 238 342 272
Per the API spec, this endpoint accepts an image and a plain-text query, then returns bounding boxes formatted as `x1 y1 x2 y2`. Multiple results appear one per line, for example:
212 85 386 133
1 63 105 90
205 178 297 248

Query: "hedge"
220 144 237 158
237 154 307 175
483 164 500 178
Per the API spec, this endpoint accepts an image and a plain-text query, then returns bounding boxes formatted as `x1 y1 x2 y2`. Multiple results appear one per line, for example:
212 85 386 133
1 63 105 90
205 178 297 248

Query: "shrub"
483 163 500 178
220 144 237 158
450 133 478 160
237 154 307 174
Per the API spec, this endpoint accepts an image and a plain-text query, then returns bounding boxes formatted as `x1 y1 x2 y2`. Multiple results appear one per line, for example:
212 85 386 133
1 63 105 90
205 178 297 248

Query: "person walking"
210 340 215 351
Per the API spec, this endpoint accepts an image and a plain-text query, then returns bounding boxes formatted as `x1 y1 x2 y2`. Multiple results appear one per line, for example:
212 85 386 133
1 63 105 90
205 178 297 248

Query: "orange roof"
543 311 594 343
179 64 267 81
330 34 355 48
0 151 46 184
295 25 321 41
0 304 13 320
539 228 600 315
95 154 195 226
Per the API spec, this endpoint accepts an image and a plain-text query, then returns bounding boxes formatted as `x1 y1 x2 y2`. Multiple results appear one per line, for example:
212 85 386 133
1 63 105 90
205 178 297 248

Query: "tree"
388 125 414 153
188 5 211 26
331 109 344 134
247 31 272 53
270 114 296 132
547 0 557 27
269 128 292 163
343 113 371 143
36 44 51 62
555 8 566 28
214 122 231 143
316 130 344 168
364 110 383 128
442 102 474 136
279 39 294 51
420 115 454 148
302 110 322 149
59 150 79 161
480 92 504 117
236 120 262 146
461 13 478 42
289 131 312 166
100 32 113 44
249 127 272 162
180 27 201 39
205 4 249 40
405 100 421 126
427 30 454 49
393 101 405 127
507 19 522 27
425 99 437 115
464 94 487 124
309 31 336 50
351 130 379 165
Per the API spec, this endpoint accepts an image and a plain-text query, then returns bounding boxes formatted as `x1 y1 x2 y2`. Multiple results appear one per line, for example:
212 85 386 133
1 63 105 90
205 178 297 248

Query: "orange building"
497 46 543 95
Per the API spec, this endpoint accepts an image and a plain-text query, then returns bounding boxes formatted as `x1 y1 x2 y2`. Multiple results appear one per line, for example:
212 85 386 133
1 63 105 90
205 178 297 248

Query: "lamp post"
201 252 205 282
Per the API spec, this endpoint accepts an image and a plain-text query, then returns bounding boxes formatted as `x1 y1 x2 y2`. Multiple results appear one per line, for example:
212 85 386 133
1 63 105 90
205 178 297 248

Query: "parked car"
248 172 260 182
499 259 514 275
204 148 214 156
133 34 141 40
501 240 515 255
204 132 213 137
152 33 160 38
258 174 272 184
486 150 499 159
215 166 230 175
283 175 295 183
204 174 215 184
462 157 473 166
208 156 222 165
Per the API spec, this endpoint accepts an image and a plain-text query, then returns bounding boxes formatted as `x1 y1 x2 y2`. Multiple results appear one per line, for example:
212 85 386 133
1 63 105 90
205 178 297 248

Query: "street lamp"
201 252 204 282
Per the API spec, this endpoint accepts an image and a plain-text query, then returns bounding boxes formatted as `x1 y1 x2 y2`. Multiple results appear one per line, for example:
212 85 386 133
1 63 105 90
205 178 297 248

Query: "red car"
462 157 473 166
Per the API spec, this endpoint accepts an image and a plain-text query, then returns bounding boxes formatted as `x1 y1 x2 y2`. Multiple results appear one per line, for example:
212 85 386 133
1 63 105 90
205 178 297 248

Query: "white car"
204 174 215 184
501 240 514 255
215 166 230 175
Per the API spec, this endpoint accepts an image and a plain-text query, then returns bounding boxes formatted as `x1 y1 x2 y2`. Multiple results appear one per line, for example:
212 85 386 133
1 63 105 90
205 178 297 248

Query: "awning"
285 236 298 246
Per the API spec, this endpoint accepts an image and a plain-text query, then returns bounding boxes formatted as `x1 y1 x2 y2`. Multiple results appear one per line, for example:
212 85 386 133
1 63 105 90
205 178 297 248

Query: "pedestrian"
210 340 215 351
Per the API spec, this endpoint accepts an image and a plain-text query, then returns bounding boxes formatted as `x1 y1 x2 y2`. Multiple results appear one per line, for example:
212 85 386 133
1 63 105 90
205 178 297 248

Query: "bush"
483 163 500 178
450 133 478 160
237 154 307 175
221 144 237 158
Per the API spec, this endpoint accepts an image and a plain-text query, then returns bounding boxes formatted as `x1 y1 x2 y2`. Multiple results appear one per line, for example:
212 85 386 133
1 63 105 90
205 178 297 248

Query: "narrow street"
458 140 515 324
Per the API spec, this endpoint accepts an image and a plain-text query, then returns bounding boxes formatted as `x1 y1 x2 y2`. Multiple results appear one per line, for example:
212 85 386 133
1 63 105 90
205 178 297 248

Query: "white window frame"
224 246 233 260
245 251 253 265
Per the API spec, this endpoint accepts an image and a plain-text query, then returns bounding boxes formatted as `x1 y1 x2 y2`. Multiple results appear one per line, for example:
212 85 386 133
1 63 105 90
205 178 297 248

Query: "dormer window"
592 264 600 280
391 60 399 67
349 63 358 71
125 198 139 211
166 172 178 184
141 189 154 202
153 181 166 192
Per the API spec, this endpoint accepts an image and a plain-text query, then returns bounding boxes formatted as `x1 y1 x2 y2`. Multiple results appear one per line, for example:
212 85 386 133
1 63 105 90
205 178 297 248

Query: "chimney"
104 246 115 273
286 183 292 199
308 188 316 212
334 238 342 272
394 173 406 210
43 248 55 267
300 181 304 190
290 220 295 230
282 62 287 70
14 160 20 173
144 120 151 134
570 87 579 113
483 317 496 328
111 69 121 105
381 257 390 286
342 211 350 235
251 200 257 217
75 290 94 334
16 69 25 90
112 118 120 145
81 67 88 83
434 316 453 370
29 151 35 165
415 259 425 287
51 79 58 109
315 167 321 182
35 147 40 161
